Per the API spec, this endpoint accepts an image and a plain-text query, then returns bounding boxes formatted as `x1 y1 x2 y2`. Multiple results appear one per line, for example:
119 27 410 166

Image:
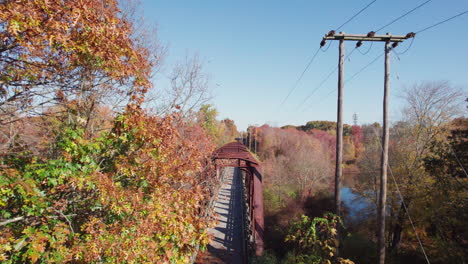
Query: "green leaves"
1 109 216 263
285 213 353 264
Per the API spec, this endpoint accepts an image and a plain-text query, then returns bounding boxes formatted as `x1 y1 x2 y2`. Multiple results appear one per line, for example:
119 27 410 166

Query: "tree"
147 54 212 117
353 81 466 261
256 126 334 210
353 82 465 262
421 117 468 263
219 118 239 144
387 81 464 253
0 1 219 263
0 0 152 125
0 111 217 263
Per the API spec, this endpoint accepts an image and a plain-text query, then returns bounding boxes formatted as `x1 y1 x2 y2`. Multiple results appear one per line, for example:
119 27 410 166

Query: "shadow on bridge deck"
197 167 244 264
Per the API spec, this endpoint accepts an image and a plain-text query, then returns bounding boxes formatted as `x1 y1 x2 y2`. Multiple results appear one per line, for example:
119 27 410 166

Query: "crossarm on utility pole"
324 33 410 42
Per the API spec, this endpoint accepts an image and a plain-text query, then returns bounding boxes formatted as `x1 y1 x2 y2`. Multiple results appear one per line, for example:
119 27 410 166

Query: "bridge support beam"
252 167 264 256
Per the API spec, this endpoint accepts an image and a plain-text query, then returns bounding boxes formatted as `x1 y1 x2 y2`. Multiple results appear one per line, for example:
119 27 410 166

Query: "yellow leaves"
8 20 21 36
2 0 152 99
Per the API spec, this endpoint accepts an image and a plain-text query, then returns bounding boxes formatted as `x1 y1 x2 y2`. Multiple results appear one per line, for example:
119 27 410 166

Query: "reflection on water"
341 186 375 222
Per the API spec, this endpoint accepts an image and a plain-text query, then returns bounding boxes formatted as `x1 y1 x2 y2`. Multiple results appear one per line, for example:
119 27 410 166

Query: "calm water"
341 186 375 222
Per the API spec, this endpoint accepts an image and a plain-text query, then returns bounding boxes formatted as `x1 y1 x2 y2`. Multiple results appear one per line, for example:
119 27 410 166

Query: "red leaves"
78 110 216 262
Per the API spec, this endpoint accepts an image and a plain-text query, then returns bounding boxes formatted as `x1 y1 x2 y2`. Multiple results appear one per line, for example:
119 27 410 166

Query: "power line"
298 66 337 108
393 37 415 55
280 0 378 108
279 48 321 107
381 9 468 60
357 41 373 55
320 40 333 52
375 0 432 32
336 0 378 31
345 51 384 84
297 48 357 110
303 50 385 111
416 10 468 34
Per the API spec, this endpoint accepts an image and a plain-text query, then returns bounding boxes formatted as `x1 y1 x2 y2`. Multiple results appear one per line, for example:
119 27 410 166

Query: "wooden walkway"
197 167 244 264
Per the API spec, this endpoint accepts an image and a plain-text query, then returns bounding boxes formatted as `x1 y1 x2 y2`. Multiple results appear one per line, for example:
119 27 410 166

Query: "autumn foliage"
0 1 217 263
256 125 335 208
0 0 151 122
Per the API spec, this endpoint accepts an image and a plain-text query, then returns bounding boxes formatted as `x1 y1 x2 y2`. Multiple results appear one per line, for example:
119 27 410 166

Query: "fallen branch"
0 216 25 226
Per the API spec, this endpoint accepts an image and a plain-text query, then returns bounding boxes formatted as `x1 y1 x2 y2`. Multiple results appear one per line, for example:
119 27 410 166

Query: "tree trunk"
390 200 411 253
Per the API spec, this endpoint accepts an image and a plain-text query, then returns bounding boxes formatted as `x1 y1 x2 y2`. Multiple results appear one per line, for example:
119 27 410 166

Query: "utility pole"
322 31 413 263
379 40 391 264
335 37 345 217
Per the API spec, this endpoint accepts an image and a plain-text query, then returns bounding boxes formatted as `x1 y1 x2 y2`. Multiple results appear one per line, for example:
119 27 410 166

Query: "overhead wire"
299 0 467 113
379 6 468 57
301 0 432 113
335 0 378 31
389 9 468 72
374 0 433 32
279 0 378 109
416 10 468 34
302 50 385 111
325 0 435 92
357 41 373 55
345 51 384 84
279 47 321 107
297 48 357 110
393 37 415 55
320 40 333 52
353 0 432 59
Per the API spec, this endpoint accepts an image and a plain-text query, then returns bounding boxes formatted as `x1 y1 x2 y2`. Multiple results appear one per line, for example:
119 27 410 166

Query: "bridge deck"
199 167 244 263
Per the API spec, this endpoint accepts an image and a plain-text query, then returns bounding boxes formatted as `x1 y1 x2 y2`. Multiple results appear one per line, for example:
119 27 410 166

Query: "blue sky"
141 0 468 130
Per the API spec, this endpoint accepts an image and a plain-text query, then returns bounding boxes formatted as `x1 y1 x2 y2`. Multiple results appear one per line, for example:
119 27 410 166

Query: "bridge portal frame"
212 142 264 257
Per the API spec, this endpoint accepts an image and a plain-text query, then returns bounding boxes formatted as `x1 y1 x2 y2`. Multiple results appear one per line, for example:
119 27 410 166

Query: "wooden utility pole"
322 31 413 263
378 40 391 264
335 38 345 216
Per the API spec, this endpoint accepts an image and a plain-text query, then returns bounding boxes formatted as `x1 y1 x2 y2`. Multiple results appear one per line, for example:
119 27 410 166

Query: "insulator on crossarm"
392 42 399 48
406 32 416 38
327 30 335 37
356 41 363 48
367 31 375 37
320 39 326 48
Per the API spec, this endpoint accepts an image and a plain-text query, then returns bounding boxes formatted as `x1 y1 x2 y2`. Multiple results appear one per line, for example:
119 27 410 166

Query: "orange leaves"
1 0 152 121
73 110 216 263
